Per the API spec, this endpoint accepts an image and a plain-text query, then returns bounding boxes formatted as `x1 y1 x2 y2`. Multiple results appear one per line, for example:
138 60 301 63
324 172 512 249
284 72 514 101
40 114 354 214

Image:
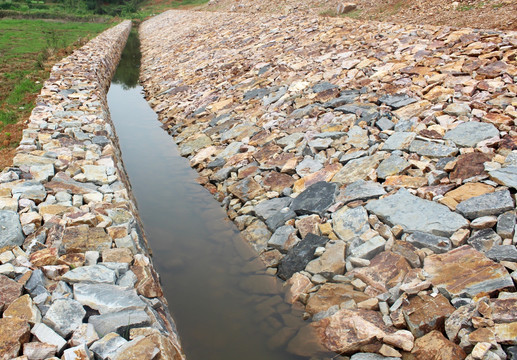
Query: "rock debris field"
140 9 517 359
0 21 184 360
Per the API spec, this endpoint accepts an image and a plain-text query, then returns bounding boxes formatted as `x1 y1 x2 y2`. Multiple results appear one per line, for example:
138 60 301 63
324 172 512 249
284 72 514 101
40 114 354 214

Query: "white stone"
31 323 67 352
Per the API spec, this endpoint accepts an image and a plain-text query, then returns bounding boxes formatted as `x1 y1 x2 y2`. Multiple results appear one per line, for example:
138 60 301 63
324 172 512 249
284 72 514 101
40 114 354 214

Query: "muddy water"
107 30 321 360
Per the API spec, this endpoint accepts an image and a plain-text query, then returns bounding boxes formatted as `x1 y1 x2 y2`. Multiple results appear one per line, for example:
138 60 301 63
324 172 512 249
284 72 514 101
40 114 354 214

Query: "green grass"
0 18 111 139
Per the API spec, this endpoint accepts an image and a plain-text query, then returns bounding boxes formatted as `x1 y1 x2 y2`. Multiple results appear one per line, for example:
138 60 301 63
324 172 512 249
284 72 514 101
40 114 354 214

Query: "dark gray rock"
507 346 517 360
73 283 147 314
497 211 516 238
406 231 452 254
265 208 297 232
88 309 151 338
290 181 337 216
486 245 517 262
268 225 297 251
366 189 468 237
207 158 225 169
376 117 395 131
43 298 86 337
468 229 502 252
378 94 417 109
443 121 499 147
277 233 329 280
489 166 517 190
409 140 458 158
25 269 46 292
323 94 359 108
456 190 514 220
312 82 337 93
338 180 386 204
339 150 367 164
255 197 292 221
290 104 319 119
383 132 416 151
0 210 24 248
92 136 110 147
243 88 270 101
436 157 457 170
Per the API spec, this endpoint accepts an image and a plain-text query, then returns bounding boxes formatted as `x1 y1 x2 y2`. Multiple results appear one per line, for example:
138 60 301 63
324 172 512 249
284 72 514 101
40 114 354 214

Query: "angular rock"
377 155 410 180
284 272 312 304
23 342 57 359
332 153 384 185
61 264 117 284
0 318 30 360
445 183 495 203
349 236 386 260
424 245 514 298
242 220 272 253
11 181 46 202
228 178 264 202
90 333 128 360
88 309 151 338
111 335 160 360
30 323 66 352
332 206 370 242
63 343 93 360
61 225 112 254
0 210 24 248
409 140 458 158
267 225 297 252
486 245 517 262
290 181 337 216
406 231 452 254
277 233 329 280
382 132 416 151
450 152 492 182
402 293 455 337
43 298 86 337
69 323 99 347
254 197 292 221
306 240 346 275
73 283 146 314
338 180 386 205
468 229 502 252
0 274 23 309
443 122 499 147
497 211 515 238
410 330 466 359
307 283 369 316
456 190 514 220
3 294 41 324
489 166 517 189
366 189 468 236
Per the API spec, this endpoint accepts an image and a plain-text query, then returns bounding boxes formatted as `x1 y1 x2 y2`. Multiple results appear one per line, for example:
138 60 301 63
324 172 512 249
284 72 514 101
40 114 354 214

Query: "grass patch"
0 18 111 150
342 9 362 18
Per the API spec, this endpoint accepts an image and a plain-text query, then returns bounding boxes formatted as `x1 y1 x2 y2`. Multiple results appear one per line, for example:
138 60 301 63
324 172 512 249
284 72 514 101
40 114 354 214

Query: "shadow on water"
108 29 327 360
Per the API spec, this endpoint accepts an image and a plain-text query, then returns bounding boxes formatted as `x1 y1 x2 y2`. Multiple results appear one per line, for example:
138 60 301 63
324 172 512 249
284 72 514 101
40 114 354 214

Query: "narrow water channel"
107 30 316 360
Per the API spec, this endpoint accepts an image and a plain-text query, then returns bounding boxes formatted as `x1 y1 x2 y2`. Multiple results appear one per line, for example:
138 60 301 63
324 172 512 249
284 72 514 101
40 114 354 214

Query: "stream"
106 29 321 360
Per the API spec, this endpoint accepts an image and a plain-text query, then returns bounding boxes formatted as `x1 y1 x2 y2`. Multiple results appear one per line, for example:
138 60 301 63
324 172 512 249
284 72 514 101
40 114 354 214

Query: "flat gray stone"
265 208 297 232
308 138 333 150
351 353 399 360
497 211 515 238
349 235 386 260
73 283 146 314
366 189 468 237
277 233 329 280
296 157 323 177
376 117 395 131
11 181 46 202
378 94 417 110
406 231 452 254
31 323 67 352
409 140 458 158
338 180 386 204
339 150 368 164
332 153 384 185
277 133 305 149
268 225 297 251
90 333 128 360
332 206 370 242
0 210 24 248
377 155 410 179
291 181 337 216
255 197 292 221
382 132 416 151
312 81 337 93
346 126 369 149
489 166 517 189
43 298 86 337
468 229 502 252
486 245 517 262
456 190 514 220
443 122 499 147
61 265 117 284
88 309 151 338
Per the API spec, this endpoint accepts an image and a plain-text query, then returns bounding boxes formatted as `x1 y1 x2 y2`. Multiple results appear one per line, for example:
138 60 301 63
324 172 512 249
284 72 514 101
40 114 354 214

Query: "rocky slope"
140 9 517 359
0 21 184 360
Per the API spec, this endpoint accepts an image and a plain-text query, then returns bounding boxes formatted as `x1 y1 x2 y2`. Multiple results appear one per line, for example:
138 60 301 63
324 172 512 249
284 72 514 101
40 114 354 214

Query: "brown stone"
3 295 41 324
483 113 514 126
306 283 370 315
112 335 159 360
29 247 58 267
493 322 517 344
350 251 411 294
391 241 421 268
61 225 112 254
293 163 342 193
253 143 282 165
262 171 295 193
259 249 283 267
384 175 427 189
424 245 514 298
490 298 517 323
0 318 30 360
131 255 163 298
410 330 466 360
228 178 264 202
295 215 321 239
57 253 85 268
0 274 23 310
450 153 492 182
284 272 312 304
402 293 455 337
23 342 57 359
445 183 495 203
102 248 133 263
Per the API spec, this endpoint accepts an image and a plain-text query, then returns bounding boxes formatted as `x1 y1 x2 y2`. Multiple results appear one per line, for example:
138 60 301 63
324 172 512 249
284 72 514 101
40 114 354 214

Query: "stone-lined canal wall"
0 21 185 359
140 9 517 359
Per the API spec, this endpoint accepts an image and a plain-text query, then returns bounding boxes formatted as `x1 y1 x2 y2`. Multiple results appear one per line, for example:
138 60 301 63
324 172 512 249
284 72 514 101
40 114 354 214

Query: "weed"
342 9 362 18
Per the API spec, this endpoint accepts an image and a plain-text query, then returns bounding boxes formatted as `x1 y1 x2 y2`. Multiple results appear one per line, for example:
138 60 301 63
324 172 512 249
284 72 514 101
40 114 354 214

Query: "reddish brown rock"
3 294 41 324
490 298 517 323
0 318 30 359
450 152 492 182
262 171 295 193
284 272 312 304
483 113 514 127
228 178 264 202
384 175 427 189
0 274 23 310
57 253 85 268
253 143 282 165
29 247 58 267
423 245 514 298
295 215 321 239
61 225 112 254
263 152 296 170
402 293 455 337
409 330 466 360
445 183 495 203
306 283 370 315
131 255 163 298
293 164 342 193
350 251 411 294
